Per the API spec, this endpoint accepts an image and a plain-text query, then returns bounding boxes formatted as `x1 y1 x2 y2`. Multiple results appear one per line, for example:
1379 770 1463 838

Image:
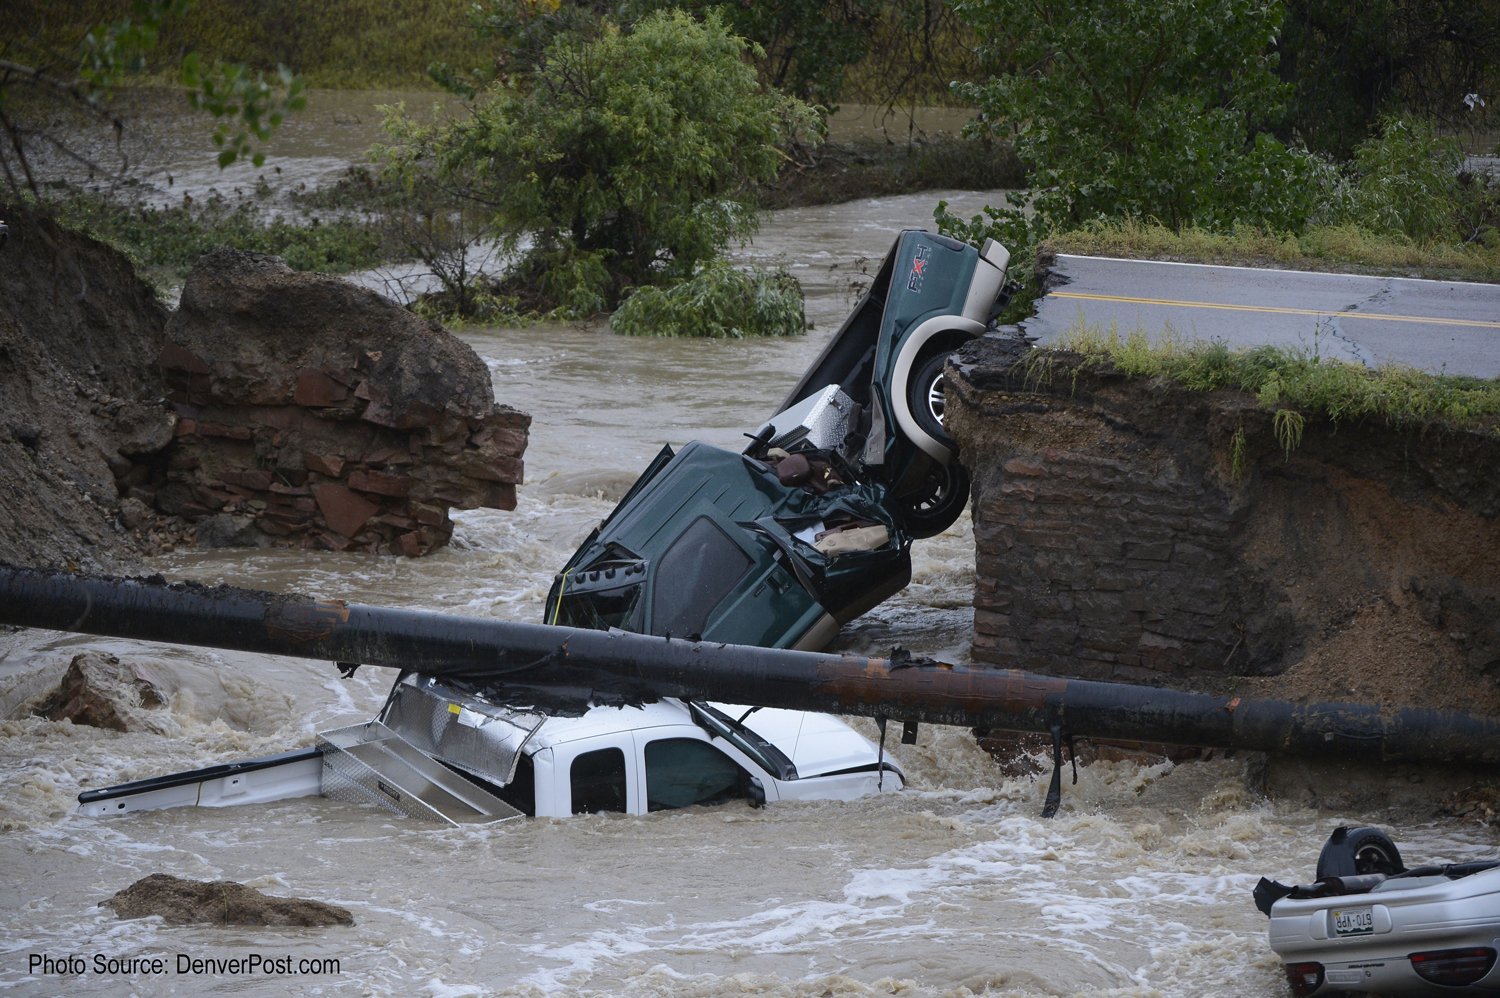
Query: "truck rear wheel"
899 459 970 539
908 351 956 448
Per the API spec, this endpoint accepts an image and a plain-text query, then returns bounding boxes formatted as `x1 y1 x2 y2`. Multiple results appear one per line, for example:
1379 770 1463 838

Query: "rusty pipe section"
4 564 1500 765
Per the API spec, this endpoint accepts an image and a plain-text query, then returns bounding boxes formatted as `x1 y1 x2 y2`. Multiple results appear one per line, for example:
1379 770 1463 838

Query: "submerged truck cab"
379 674 903 818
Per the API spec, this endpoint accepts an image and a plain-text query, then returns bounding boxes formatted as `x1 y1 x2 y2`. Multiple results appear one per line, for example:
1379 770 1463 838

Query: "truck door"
632 733 754 812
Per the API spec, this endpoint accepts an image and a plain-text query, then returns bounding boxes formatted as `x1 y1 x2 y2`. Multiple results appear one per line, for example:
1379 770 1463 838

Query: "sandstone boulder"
149 249 531 555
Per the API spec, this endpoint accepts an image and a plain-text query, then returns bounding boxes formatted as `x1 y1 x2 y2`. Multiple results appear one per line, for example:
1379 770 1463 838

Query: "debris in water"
101 874 354 927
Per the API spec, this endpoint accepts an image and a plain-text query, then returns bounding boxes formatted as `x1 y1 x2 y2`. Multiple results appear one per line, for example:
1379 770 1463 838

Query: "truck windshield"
689 703 798 781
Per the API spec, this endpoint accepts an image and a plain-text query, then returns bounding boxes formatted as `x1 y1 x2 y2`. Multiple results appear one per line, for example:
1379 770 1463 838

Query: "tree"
626 0 883 109
383 8 820 315
1277 0 1500 159
951 0 1318 232
1 0 304 195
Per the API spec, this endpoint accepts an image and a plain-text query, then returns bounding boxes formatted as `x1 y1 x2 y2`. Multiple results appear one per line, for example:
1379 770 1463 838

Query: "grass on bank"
50 189 392 283
1042 326 1500 437
1046 218 1500 285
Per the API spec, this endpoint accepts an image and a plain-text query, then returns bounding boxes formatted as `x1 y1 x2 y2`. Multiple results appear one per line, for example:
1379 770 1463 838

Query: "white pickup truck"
78 673 905 823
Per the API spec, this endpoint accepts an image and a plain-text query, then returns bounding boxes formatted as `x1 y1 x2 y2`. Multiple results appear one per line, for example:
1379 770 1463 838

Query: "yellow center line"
1052 291 1500 330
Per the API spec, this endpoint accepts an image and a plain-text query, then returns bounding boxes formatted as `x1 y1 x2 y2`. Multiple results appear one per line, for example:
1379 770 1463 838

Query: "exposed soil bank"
0 201 170 570
758 135 1023 210
947 333 1500 721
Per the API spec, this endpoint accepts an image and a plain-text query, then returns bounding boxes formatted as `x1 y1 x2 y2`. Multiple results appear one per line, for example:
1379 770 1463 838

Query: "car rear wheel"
1315 826 1405 880
899 458 970 539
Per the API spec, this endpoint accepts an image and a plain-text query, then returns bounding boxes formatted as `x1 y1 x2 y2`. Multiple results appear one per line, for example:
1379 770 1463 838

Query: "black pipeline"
5 564 1499 771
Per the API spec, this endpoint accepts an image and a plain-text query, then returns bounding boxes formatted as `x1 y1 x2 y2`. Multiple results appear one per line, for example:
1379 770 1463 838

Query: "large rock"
0 212 532 566
947 333 1500 718
151 249 530 555
33 652 168 733
101 874 354 926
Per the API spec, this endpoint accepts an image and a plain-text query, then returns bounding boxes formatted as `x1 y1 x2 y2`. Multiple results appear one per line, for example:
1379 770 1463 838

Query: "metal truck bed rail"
316 721 522 826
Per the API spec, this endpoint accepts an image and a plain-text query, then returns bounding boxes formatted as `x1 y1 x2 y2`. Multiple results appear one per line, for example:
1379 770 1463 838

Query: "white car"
78 673 904 823
1257 826 1500 994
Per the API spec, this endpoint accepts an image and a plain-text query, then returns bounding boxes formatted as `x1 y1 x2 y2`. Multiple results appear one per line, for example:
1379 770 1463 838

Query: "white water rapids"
2 92 1496 996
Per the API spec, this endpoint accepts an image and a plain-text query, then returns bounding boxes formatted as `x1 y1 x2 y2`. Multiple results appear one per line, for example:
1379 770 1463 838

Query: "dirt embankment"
0 201 170 570
0 201 528 570
947 334 1500 720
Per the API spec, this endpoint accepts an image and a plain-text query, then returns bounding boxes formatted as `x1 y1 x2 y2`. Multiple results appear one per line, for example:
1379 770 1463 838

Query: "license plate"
1332 906 1374 936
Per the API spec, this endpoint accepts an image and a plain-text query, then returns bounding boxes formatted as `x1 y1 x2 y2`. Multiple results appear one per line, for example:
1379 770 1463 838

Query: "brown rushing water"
3 100 1496 997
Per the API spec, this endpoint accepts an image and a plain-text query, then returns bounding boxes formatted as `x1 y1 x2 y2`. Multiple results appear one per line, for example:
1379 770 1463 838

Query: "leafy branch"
1 0 305 195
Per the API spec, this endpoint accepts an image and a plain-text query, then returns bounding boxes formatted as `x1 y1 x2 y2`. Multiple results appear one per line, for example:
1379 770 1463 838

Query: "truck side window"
570 747 627 814
644 738 748 812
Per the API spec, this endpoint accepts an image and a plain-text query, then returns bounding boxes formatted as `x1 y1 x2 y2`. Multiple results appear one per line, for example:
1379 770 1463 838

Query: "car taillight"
1283 961 1324 996
1409 946 1497 987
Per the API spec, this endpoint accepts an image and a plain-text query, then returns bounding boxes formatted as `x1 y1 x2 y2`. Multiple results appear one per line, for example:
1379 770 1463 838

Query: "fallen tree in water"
5 564 1500 815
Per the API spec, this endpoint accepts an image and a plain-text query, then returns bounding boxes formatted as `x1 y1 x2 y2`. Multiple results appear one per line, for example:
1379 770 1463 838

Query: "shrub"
610 262 806 338
1345 117 1464 243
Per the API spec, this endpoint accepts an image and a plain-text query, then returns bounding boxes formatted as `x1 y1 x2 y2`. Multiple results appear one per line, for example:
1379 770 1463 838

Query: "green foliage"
509 247 615 320
52 190 387 279
951 0 1297 231
1273 409 1305 459
1337 117 1464 243
427 0 609 97
934 194 1040 322
610 262 806 338
180 57 306 169
626 0 882 108
2 0 304 192
367 108 500 316
382 9 821 315
1229 424 1248 480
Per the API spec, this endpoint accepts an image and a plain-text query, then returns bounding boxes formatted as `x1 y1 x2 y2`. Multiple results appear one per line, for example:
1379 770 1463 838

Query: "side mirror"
746 776 766 809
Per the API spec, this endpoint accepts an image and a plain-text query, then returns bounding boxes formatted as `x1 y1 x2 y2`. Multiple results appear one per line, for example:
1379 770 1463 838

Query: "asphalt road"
1024 255 1500 378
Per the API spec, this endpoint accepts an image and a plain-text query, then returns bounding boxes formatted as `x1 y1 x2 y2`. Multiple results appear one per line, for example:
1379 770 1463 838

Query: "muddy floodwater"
3 104 1498 995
